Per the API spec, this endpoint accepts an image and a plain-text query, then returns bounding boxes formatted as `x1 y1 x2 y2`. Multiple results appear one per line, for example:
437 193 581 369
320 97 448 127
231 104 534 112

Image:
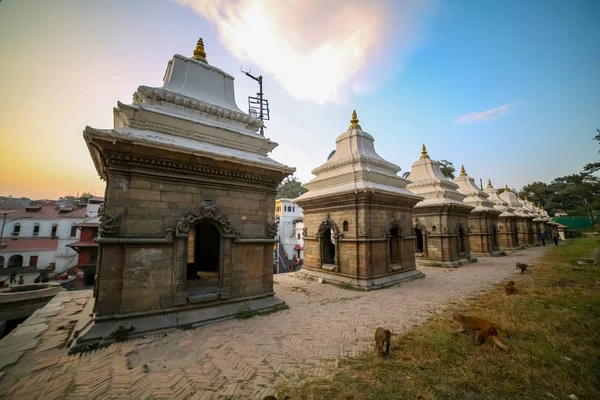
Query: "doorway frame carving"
173 202 239 306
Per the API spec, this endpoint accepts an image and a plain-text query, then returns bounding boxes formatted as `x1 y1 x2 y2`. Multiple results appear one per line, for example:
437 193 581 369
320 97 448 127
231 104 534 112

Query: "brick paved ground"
0 246 547 399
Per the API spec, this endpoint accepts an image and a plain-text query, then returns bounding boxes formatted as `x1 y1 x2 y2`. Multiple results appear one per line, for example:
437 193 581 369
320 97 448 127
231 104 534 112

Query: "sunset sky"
0 0 598 200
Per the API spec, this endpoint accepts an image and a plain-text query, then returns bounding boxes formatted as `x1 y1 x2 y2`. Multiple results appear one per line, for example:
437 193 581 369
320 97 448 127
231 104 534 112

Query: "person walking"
553 233 559 246
17 275 24 285
540 231 546 246
9 269 17 284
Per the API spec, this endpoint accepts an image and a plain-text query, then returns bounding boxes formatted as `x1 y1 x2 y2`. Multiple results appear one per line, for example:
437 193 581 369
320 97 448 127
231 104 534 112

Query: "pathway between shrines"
0 245 548 400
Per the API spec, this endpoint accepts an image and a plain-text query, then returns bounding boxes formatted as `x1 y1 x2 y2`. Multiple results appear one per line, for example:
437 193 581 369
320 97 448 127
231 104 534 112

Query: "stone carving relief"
266 222 278 238
384 217 404 236
359 226 370 237
98 203 120 236
316 216 342 239
176 202 239 237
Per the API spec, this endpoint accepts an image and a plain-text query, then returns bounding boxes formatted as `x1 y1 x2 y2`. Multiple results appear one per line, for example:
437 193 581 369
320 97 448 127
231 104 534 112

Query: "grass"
277 237 600 400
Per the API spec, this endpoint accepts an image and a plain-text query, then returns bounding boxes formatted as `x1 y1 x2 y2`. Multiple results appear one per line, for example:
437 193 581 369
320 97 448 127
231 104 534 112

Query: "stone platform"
69 295 287 353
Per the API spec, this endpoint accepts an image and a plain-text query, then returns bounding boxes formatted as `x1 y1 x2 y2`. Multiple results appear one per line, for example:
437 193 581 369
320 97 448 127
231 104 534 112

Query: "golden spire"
193 38 208 63
524 195 529 201
487 179 492 188
420 144 429 159
348 110 362 130
504 184 510 193
460 165 467 177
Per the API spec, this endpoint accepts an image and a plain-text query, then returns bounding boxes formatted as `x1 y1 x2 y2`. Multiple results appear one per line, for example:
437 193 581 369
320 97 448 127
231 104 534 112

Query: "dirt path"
0 246 548 400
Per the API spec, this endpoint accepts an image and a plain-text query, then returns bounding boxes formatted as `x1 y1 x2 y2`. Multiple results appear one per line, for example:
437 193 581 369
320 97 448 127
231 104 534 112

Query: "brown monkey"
263 396 289 400
516 262 531 273
505 280 517 294
452 313 510 351
374 327 392 355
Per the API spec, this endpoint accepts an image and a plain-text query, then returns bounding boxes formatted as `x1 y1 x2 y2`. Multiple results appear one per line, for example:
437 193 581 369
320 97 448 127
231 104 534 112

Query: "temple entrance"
415 228 424 253
514 226 519 246
321 228 335 265
458 227 466 254
492 225 498 248
8 255 23 268
187 222 220 289
389 228 402 264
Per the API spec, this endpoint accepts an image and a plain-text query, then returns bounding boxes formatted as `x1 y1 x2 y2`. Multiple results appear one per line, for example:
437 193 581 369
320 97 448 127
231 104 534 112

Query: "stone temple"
406 146 475 267
73 39 294 350
454 165 502 256
483 180 518 249
500 186 527 247
295 111 424 289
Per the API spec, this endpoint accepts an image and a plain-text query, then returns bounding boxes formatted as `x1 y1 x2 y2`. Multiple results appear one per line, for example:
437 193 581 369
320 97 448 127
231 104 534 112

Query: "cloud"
173 0 435 104
456 102 521 124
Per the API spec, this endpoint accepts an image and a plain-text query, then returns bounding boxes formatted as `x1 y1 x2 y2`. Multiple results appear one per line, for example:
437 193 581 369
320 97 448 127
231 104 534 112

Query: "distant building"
554 209 568 217
274 198 304 261
67 218 99 287
0 197 103 273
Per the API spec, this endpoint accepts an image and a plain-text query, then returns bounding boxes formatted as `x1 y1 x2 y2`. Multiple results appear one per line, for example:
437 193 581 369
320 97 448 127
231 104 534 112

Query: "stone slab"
12 323 49 336
297 268 425 290
0 351 24 371
69 296 287 353
0 332 41 348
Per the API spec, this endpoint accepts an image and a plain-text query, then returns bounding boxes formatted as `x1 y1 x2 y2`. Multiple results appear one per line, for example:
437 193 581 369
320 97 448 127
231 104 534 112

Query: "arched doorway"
8 255 23 268
187 222 220 289
0 256 4 268
389 227 402 264
415 228 424 253
321 228 335 265
458 227 466 254
492 225 498 249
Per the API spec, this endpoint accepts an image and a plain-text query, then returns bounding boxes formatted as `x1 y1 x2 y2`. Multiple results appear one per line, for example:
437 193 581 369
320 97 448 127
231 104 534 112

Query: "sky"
0 0 598 200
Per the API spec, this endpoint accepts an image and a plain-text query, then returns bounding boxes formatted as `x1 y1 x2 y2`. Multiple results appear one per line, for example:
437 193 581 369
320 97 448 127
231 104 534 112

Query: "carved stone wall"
93 143 285 316
297 192 421 289
411 204 473 267
496 216 518 249
467 211 501 256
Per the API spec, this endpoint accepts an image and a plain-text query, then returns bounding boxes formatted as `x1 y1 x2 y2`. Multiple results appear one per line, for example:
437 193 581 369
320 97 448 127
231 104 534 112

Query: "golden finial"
193 38 208 63
420 144 429 159
460 165 467 177
504 184 510 193
487 179 492 188
348 110 362 130
524 195 529 201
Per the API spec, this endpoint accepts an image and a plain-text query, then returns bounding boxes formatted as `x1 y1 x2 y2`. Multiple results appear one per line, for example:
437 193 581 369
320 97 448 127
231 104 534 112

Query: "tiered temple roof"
499 185 527 218
454 166 496 213
406 145 473 209
483 180 514 218
295 111 421 202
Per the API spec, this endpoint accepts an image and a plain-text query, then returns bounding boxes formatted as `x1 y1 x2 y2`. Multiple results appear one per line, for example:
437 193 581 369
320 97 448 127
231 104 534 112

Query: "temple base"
296 267 425 290
416 257 474 268
68 295 287 354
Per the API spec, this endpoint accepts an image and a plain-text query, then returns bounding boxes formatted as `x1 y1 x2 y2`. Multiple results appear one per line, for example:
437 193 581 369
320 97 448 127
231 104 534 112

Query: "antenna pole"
480 179 483 190
241 67 267 136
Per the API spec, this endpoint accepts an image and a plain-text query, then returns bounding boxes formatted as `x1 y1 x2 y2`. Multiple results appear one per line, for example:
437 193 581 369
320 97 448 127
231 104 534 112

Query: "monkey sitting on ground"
452 313 510 351
505 280 518 295
516 262 532 274
263 396 289 400
374 327 392 356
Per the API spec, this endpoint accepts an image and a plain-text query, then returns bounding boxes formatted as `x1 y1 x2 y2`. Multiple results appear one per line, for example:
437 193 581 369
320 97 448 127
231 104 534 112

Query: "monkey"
505 280 517 295
452 313 510 351
263 396 289 400
374 327 392 356
516 262 532 274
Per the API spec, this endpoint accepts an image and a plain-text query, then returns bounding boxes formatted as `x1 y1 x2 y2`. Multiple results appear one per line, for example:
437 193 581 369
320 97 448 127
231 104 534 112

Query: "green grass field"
278 238 600 400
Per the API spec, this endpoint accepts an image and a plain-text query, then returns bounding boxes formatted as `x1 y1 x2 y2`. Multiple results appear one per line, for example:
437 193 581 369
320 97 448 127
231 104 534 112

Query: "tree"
276 176 308 199
435 160 456 180
520 181 554 207
582 129 600 176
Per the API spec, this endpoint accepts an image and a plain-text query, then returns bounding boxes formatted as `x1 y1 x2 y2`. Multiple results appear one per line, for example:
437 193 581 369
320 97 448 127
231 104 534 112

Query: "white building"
274 198 304 261
0 197 103 272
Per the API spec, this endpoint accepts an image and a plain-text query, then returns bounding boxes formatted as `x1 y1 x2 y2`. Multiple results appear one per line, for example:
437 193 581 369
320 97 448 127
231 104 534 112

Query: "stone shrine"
73 39 294 350
483 180 518 249
406 146 475 267
518 196 536 245
295 111 424 289
454 166 501 256
500 186 528 247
